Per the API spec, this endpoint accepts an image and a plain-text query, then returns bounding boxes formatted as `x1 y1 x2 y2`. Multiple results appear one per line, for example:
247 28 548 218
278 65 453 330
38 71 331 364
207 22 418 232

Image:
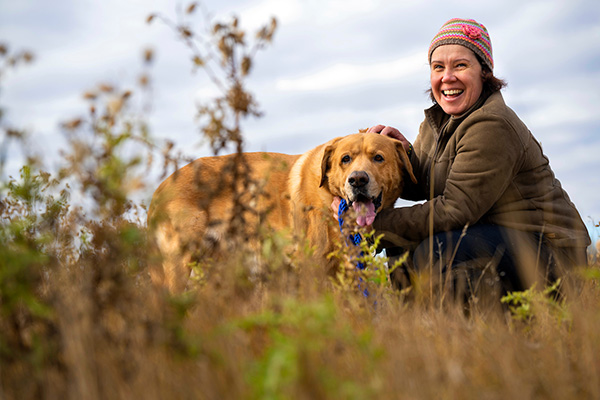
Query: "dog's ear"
396 142 417 184
319 144 335 188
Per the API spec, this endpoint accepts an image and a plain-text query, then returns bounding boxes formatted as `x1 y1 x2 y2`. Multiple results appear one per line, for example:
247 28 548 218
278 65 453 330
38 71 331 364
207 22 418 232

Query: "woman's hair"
427 54 508 103
480 62 508 93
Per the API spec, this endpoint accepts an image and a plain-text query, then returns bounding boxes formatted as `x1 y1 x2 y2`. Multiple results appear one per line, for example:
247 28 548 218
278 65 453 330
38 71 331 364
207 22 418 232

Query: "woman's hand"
367 125 411 154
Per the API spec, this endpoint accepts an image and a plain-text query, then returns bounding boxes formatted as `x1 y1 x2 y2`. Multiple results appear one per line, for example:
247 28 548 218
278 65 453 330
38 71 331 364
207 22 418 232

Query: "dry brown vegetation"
1 4 599 400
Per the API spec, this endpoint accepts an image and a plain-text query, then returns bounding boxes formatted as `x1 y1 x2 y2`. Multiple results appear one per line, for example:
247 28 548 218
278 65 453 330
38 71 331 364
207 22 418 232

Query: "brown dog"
147 132 416 292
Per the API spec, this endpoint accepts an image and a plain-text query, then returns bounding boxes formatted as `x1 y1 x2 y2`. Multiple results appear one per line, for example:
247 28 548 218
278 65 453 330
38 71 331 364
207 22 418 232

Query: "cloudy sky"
1 0 599 236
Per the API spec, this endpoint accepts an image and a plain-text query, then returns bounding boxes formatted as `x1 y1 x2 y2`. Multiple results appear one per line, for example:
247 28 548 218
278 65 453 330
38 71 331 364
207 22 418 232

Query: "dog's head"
320 132 417 225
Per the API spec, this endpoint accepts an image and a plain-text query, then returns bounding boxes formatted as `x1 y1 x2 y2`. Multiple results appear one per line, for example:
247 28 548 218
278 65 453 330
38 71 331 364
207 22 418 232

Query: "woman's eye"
341 155 351 164
374 154 384 163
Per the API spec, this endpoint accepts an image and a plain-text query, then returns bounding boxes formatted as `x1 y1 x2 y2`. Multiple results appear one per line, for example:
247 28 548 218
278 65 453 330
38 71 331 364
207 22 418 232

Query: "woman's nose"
441 69 456 82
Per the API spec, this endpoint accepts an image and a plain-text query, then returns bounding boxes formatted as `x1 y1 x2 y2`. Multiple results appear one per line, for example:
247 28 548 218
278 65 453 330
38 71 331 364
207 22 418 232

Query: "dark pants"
388 225 568 299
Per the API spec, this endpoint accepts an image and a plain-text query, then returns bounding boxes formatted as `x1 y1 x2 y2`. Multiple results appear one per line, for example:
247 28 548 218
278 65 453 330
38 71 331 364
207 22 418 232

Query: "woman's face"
430 45 484 116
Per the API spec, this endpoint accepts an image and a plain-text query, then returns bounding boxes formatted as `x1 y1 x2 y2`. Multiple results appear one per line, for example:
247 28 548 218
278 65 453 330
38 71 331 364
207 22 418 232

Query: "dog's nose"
348 171 369 188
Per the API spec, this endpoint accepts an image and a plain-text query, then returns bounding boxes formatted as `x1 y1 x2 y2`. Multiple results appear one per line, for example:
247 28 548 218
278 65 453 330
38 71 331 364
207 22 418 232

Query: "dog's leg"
163 252 193 293
153 221 195 292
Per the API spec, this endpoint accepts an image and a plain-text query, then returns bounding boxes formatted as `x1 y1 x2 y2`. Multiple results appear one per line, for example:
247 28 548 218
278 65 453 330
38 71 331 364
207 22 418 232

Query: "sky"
1 0 599 237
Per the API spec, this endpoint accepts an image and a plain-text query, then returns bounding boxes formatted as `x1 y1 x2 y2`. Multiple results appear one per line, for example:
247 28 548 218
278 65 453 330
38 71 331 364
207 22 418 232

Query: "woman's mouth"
442 89 464 97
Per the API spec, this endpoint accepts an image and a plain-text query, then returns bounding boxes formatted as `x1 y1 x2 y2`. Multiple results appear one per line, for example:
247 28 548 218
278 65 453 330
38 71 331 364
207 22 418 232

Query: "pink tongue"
353 201 376 227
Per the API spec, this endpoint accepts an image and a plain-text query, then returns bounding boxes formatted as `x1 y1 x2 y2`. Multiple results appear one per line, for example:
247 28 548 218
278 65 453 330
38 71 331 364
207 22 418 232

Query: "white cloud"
233 0 303 29
276 53 425 91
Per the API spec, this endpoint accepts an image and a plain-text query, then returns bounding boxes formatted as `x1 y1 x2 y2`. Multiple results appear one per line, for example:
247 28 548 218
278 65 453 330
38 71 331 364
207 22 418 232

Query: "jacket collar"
424 89 497 139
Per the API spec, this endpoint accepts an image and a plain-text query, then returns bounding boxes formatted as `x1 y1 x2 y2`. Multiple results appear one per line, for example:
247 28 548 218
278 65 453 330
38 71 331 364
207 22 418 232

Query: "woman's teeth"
443 89 463 96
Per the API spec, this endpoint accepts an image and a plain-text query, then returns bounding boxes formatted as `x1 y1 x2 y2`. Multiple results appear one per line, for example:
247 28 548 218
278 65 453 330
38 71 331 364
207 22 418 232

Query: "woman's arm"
373 114 524 244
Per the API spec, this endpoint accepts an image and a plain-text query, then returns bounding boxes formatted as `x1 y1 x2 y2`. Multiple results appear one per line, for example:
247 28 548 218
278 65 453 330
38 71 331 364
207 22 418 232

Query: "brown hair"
480 63 507 93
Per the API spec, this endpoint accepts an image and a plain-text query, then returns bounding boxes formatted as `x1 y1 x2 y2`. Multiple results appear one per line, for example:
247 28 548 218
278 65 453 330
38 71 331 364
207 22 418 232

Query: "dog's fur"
147 132 416 292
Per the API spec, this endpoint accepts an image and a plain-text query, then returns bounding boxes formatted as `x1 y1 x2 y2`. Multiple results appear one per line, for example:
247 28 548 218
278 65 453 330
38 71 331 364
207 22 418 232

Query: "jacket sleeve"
400 153 427 201
399 122 428 201
374 112 524 245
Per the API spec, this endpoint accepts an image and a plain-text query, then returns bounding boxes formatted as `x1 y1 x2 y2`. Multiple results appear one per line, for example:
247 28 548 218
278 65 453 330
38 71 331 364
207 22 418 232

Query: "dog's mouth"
348 192 382 227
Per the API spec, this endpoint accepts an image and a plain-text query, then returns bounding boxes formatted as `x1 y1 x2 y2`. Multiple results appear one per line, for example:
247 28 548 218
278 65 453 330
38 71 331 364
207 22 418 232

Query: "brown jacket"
374 91 590 257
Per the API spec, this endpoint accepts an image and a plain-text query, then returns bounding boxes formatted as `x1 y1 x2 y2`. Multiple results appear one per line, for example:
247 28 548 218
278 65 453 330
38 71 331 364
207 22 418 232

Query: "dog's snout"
348 171 369 188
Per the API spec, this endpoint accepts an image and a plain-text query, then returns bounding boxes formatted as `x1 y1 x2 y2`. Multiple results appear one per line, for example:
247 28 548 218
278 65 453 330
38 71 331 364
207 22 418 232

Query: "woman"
343 18 590 296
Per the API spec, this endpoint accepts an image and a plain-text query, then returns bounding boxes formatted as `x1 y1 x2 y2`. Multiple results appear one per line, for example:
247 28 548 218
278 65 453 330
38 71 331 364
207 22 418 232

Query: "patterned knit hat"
428 18 493 70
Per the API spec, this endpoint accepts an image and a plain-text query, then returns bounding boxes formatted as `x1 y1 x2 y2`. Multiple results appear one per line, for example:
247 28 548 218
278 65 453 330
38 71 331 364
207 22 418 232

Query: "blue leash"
338 199 369 297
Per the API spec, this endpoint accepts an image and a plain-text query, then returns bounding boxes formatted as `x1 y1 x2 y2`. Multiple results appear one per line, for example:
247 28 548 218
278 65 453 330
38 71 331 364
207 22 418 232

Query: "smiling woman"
364 18 591 301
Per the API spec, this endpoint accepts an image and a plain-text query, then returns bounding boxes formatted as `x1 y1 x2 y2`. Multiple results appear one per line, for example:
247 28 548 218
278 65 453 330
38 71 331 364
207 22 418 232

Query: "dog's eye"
374 154 384 163
341 155 351 164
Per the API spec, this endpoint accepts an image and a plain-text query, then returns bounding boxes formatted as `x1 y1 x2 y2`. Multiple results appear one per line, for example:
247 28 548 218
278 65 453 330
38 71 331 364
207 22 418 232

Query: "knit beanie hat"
428 18 493 71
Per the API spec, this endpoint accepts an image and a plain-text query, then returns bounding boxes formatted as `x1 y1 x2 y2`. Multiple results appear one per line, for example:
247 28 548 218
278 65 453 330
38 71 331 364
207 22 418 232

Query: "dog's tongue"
353 201 376 227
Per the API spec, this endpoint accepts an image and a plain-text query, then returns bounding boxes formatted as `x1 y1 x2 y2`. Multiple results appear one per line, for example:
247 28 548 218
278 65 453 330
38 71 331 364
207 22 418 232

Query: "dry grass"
1 4 599 400
2 235 599 400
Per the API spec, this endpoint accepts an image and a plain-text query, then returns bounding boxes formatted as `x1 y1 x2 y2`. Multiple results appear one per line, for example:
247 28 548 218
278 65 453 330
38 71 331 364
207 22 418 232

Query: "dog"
147 131 416 292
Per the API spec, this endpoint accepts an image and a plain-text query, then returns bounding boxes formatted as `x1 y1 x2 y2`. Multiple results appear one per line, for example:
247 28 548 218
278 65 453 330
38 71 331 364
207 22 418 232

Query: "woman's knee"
412 230 462 271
